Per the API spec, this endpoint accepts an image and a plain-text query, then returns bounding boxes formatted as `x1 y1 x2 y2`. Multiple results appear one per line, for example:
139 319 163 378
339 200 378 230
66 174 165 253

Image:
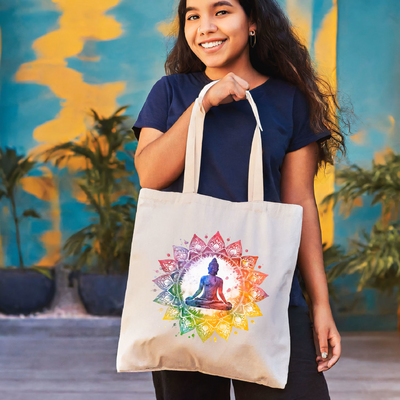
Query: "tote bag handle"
183 80 264 202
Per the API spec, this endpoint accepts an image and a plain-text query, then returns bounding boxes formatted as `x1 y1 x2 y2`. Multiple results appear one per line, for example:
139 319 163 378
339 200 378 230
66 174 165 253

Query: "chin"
204 58 234 70
194 54 229 70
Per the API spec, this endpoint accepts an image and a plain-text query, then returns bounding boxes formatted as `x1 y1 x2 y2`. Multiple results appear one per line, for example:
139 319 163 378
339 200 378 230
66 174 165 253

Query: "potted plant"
42 106 138 316
322 152 400 330
0 147 56 315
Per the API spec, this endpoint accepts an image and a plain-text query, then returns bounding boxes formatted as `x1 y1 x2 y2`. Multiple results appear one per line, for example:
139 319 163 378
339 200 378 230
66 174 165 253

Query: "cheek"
226 20 249 46
184 26 197 46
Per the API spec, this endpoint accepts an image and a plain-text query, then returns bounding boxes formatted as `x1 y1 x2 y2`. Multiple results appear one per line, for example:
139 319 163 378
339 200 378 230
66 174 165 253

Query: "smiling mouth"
199 39 227 49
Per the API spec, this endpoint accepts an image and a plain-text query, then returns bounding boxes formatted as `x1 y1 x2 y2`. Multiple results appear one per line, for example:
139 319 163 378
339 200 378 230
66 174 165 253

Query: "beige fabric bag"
116 80 303 388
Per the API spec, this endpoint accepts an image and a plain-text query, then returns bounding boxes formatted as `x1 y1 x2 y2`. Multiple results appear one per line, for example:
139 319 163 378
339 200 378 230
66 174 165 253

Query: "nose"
197 18 217 36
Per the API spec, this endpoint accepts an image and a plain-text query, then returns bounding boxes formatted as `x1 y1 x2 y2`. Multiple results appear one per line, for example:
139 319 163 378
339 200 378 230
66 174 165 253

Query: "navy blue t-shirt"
133 71 331 307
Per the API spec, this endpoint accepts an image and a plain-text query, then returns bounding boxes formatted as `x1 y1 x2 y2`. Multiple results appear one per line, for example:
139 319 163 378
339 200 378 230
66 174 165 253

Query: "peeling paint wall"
0 0 399 329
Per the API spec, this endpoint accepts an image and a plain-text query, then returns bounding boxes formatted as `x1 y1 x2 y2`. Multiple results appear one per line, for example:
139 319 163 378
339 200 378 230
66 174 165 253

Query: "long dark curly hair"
164 0 354 171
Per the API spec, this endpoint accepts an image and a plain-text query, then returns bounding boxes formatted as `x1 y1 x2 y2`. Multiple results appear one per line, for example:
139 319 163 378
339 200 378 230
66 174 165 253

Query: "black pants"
152 306 330 400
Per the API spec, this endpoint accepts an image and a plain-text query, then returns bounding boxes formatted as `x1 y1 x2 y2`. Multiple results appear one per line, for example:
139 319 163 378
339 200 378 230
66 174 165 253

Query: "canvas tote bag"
116 80 303 388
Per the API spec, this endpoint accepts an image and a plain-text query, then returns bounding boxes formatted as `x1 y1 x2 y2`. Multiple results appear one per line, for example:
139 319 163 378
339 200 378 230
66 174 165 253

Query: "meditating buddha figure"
185 258 233 311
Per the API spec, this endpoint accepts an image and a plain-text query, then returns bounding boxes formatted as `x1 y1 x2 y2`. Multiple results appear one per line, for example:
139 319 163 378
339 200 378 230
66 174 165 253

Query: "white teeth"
200 40 224 49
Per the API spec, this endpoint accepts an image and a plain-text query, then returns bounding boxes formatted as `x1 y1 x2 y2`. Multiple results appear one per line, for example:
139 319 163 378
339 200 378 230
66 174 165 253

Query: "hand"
311 304 341 372
202 72 250 113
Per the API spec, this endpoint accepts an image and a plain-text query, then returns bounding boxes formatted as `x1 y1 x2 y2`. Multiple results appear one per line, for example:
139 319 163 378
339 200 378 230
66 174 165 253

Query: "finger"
230 84 247 101
317 360 329 372
312 326 321 358
316 355 327 365
316 352 327 371
318 330 329 360
231 95 246 102
231 74 250 90
327 336 341 369
327 354 340 369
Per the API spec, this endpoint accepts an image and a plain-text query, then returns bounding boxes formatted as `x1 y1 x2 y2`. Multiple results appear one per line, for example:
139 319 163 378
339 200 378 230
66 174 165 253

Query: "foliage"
326 222 400 297
322 242 348 298
41 106 138 275
63 200 136 274
321 152 400 324
0 147 41 269
322 152 400 221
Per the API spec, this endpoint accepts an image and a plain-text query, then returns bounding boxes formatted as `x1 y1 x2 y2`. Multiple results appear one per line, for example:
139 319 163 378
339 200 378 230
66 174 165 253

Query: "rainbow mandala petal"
163 306 180 320
154 291 176 306
196 322 214 342
173 246 189 262
158 259 178 273
241 256 258 269
243 302 263 317
153 274 174 290
179 317 196 334
189 235 207 254
153 232 269 341
215 320 233 340
232 313 249 331
248 271 268 285
207 232 225 253
204 316 220 328
249 287 269 302
226 240 242 258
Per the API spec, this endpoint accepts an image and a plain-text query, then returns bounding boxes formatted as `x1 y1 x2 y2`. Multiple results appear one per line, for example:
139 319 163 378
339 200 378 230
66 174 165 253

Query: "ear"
249 20 257 33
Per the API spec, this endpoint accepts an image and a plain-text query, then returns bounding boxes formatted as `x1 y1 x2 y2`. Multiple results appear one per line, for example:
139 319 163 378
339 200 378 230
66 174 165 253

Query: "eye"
187 14 199 21
216 10 228 16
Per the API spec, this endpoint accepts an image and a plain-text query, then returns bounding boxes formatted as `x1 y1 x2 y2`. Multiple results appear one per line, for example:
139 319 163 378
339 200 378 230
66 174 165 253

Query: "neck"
204 55 266 90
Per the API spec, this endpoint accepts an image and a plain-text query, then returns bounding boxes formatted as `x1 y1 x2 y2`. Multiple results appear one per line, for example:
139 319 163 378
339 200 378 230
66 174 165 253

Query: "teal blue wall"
1 0 399 329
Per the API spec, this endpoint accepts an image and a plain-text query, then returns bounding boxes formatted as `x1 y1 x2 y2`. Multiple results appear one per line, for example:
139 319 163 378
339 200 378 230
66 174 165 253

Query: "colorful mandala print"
153 232 269 342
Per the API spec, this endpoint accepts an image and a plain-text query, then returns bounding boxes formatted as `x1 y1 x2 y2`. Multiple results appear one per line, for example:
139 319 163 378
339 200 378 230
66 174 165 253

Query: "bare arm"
281 142 330 308
281 141 341 371
134 101 196 190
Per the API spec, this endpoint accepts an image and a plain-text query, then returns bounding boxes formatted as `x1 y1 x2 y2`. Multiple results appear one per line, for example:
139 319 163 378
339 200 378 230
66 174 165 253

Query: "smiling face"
184 0 256 74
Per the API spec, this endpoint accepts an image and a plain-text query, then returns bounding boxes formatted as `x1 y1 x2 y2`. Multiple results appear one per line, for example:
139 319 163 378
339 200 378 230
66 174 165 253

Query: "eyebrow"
185 1 234 14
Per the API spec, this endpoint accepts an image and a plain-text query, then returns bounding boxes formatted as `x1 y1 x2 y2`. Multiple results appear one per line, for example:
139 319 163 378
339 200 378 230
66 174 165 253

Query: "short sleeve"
286 88 331 153
132 76 171 141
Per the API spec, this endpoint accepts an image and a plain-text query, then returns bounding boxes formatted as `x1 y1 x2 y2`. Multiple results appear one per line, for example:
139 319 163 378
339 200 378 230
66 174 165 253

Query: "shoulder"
145 72 203 102
274 78 302 102
146 73 205 103
268 76 296 93
162 72 205 89
256 76 298 106
145 75 171 101
270 78 311 111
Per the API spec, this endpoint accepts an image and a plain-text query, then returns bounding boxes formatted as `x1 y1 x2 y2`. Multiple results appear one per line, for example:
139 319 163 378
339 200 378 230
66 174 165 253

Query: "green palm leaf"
322 152 400 329
0 147 40 268
40 107 138 275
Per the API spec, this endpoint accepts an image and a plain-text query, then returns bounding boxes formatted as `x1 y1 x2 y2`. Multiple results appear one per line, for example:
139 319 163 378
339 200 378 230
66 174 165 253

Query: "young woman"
133 0 350 398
